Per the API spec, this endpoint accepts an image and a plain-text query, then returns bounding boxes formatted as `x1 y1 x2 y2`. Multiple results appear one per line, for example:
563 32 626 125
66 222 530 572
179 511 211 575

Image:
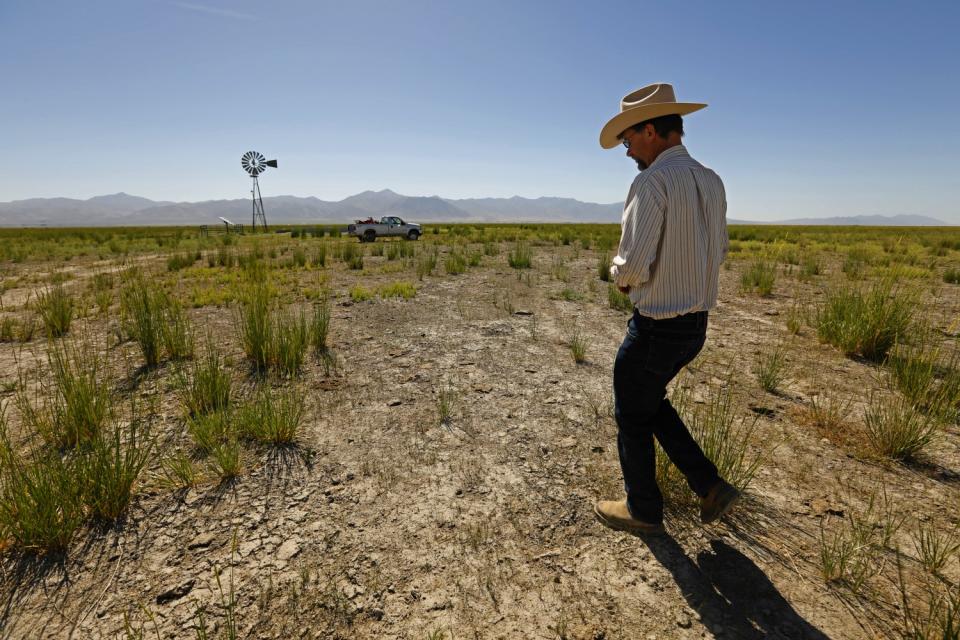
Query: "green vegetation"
35 282 74 338
815 279 916 362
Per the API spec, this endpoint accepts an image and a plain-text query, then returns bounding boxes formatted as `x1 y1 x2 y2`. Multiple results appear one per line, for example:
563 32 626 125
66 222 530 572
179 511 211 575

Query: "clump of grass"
597 253 612 282
17 340 111 449
815 279 916 362
122 276 193 366
0 317 14 343
417 249 438 279
819 486 901 593
807 392 853 431
272 307 308 377
864 393 939 461
79 418 153 522
167 251 200 272
569 328 588 364
310 296 331 354
819 520 875 592
0 421 85 554
350 285 373 303
754 341 788 393
312 244 327 268
912 520 960 574
842 248 870 279
944 267 960 284
740 260 776 296
237 279 272 372
607 284 633 312
209 438 243 482
378 281 416 299
437 384 456 427
445 251 467 275
659 382 762 506
887 335 960 423
899 576 960 640
187 411 231 455
159 450 200 489
162 297 194 361
237 387 304 445
508 242 532 269
799 256 821 281
35 282 74 338
177 345 231 417
785 301 805 335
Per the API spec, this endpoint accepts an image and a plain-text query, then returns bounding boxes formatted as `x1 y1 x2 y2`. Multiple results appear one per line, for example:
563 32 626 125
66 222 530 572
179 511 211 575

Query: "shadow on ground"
641 535 831 639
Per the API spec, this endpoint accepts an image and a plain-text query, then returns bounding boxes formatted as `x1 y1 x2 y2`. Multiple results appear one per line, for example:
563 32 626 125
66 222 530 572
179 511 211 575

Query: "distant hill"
0 191 950 227
729 214 947 226
0 190 622 226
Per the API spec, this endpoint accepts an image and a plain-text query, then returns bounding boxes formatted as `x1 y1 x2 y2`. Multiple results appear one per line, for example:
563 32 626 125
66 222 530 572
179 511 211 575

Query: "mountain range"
0 191 948 227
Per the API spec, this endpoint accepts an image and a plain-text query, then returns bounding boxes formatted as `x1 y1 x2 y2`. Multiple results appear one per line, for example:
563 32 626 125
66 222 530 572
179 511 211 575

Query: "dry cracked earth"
0 237 958 639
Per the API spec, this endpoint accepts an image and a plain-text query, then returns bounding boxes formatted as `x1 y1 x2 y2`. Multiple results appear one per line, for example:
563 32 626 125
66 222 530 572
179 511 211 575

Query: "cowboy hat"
599 83 707 149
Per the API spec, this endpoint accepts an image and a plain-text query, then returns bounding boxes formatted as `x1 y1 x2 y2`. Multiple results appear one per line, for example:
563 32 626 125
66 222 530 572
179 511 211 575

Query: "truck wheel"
407 230 420 241
363 230 376 243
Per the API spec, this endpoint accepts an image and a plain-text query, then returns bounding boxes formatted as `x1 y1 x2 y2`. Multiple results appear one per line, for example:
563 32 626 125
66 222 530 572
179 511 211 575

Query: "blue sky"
2 0 959 222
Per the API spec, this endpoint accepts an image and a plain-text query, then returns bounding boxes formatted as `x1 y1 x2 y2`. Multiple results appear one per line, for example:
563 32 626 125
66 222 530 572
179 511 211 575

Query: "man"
593 83 739 534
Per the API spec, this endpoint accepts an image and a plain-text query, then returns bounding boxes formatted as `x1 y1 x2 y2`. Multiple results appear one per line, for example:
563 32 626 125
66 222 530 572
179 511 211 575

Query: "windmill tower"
240 151 277 232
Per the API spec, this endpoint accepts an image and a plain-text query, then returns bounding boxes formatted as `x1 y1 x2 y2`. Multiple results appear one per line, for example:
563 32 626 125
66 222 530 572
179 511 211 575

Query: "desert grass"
272 307 309 377
122 275 194 366
508 242 532 269
378 281 416 299
309 296 331 354
911 520 960 575
807 391 853 432
187 410 232 455
35 282 74 338
740 260 776 296
754 340 789 393
80 417 154 522
818 485 902 593
349 285 373 303
658 381 763 507
0 428 85 554
864 393 940 461
816 279 916 362
17 339 112 449
607 283 632 313
444 250 467 275
237 387 305 445
597 253 612 282
176 345 232 417
237 279 273 372
569 327 588 364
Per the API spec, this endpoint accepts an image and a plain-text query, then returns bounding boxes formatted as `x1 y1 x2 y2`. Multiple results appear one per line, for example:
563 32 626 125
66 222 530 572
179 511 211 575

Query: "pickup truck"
346 216 422 242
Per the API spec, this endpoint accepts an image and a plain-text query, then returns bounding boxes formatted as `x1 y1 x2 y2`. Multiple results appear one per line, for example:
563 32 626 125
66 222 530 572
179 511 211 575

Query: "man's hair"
629 114 684 139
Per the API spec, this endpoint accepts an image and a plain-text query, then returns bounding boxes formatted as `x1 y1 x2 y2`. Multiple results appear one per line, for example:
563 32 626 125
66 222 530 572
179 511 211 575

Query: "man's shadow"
640 535 831 639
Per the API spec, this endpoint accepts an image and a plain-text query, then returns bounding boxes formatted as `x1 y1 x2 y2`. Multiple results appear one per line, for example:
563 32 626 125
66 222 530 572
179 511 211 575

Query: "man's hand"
618 285 630 294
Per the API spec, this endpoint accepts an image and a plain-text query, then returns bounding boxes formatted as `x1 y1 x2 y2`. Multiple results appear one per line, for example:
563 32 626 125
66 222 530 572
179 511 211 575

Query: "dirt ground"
0 234 958 639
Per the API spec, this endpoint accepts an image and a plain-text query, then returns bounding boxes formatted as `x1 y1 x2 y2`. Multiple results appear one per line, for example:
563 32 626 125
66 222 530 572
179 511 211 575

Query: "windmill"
240 151 277 232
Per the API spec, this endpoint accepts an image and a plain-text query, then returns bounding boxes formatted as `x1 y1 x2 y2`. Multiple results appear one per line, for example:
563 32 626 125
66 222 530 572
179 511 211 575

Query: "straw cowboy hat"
599 83 707 149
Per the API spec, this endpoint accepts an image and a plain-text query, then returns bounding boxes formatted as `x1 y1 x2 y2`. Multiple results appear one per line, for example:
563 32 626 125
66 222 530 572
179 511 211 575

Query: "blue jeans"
613 309 720 523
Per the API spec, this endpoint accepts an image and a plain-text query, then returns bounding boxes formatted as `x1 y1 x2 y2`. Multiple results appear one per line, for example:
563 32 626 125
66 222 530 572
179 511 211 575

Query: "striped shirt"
610 144 728 320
